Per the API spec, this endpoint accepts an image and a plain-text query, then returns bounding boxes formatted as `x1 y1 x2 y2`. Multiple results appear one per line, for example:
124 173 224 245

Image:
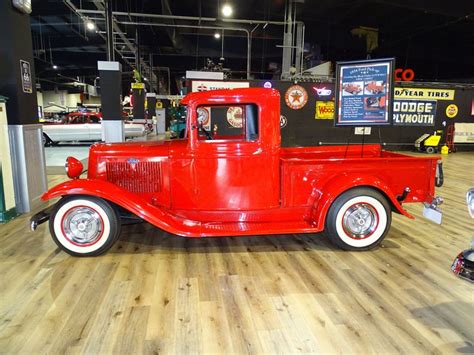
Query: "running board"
188 220 321 237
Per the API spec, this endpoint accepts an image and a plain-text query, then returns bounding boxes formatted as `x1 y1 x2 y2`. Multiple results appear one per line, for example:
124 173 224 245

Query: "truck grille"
106 161 163 193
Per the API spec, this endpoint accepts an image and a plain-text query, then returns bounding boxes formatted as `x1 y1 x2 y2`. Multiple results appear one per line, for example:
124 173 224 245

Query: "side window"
89 115 100 123
74 115 87 124
196 104 259 142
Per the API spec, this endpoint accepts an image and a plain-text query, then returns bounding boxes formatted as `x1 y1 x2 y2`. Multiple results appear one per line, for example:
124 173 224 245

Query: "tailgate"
381 151 441 203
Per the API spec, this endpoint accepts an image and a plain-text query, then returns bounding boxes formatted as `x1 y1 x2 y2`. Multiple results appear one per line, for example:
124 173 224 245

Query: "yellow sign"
446 104 458 118
156 101 163 109
315 101 335 119
394 87 455 100
131 82 145 89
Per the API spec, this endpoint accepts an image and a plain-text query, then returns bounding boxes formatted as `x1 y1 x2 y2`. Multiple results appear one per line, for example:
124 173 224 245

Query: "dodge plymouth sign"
393 100 437 126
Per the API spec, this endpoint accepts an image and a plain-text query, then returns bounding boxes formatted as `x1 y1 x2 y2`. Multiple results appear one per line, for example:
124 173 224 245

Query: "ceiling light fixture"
214 32 221 39
86 20 96 31
221 4 233 17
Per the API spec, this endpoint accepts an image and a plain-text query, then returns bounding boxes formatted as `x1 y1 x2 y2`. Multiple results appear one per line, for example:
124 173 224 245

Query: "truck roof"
181 87 280 105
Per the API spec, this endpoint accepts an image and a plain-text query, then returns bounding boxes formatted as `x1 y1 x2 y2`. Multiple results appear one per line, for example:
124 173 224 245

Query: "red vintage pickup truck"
31 88 443 256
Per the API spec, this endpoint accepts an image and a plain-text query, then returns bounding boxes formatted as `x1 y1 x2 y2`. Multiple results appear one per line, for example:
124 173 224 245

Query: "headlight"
65 156 83 179
467 188 474 219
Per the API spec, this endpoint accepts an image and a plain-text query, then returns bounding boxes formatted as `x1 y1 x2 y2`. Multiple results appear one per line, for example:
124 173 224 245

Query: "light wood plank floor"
1 152 473 354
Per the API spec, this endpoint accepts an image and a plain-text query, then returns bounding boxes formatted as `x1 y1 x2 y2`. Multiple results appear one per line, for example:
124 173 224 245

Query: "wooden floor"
1 152 473 354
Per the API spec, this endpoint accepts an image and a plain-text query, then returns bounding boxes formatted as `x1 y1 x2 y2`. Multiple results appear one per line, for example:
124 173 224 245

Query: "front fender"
42 179 200 237
308 173 414 230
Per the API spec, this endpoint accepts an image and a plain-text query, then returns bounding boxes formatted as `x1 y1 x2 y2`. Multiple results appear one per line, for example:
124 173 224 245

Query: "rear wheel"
325 188 391 250
426 146 436 154
49 196 121 256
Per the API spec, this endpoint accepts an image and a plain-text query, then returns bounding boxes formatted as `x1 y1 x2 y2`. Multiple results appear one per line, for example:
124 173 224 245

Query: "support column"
0 96 18 222
104 0 114 61
98 61 124 142
146 93 156 120
0 1 47 213
132 83 145 121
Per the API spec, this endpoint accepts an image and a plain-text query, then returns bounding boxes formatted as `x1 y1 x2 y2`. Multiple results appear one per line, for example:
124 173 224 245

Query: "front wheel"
49 196 121 256
42 133 53 147
325 188 391 251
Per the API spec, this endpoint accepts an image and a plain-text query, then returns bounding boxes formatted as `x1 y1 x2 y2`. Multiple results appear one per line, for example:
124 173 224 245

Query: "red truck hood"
87 140 186 179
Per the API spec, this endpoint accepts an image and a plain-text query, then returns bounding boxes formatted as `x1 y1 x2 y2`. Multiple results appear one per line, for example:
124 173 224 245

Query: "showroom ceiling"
30 0 474 90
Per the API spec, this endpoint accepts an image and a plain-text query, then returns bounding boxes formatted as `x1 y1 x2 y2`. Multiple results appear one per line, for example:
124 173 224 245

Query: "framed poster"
335 58 395 126
20 60 33 94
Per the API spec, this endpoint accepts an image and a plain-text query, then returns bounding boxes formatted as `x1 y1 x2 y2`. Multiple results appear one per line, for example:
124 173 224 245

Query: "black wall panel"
251 81 474 150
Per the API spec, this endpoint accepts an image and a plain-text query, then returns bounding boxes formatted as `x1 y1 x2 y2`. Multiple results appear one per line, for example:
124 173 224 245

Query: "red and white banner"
191 80 249 92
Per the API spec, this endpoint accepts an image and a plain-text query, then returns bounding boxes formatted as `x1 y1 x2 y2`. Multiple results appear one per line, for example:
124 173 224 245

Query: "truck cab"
31 88 443 256
171 88 281 211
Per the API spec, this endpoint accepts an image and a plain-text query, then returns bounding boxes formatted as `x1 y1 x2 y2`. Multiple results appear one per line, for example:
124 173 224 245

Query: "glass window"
89 115 100 123
196 104 259 142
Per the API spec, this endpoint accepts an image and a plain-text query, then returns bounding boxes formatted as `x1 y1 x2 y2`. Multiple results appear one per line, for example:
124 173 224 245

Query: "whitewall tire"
325 188 391 250
49 196 121 256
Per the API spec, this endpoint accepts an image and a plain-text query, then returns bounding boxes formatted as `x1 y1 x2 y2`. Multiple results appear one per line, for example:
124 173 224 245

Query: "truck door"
170 102 280 211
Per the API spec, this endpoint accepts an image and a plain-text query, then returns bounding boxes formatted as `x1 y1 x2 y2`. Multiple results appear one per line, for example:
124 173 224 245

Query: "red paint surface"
65 156 83 179
42 88 440 237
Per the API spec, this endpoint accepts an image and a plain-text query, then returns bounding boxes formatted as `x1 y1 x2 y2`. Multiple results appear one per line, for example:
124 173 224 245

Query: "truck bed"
280 144 439 208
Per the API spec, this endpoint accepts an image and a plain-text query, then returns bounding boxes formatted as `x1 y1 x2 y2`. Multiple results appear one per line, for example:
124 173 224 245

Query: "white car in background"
42 112 146 146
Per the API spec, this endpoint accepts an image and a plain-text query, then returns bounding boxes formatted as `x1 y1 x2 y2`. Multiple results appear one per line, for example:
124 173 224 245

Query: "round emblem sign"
197 107 210 126
227 106 243 128
285 85 308 110
280 115 287 128
446 104 458 118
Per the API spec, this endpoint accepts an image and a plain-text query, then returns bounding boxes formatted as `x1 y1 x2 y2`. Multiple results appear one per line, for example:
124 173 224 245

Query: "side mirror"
467 188 474 219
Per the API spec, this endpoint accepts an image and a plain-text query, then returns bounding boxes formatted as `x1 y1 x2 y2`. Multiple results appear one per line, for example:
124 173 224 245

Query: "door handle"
253 148 263 155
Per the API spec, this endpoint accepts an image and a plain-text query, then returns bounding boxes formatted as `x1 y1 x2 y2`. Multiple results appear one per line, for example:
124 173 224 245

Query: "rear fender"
308 174 414 230
42 179 198 237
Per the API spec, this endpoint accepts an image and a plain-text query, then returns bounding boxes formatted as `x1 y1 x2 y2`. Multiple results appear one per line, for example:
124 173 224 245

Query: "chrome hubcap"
62 207 103 245
342 203 378 238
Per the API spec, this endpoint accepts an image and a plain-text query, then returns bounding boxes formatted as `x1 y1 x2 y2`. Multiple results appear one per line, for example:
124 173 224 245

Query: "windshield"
169 104 188 139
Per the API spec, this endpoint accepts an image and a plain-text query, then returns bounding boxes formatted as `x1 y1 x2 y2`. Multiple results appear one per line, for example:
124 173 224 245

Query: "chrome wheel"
342 203 379 239
62 206 104 245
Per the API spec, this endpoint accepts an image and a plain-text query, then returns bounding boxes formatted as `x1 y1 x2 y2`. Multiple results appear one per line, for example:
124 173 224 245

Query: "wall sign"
191 80 249 92
197 107 211 130
312 85 333 99
131 82 145 89
393 100 437 126
20 60 33 94
285 85 308 110
280 115 288 128
315 101 335 119
394 68 415 81
394 87 455 100
335 58 394 126
446 104 458 118
226 107 243 128
454 123 474 143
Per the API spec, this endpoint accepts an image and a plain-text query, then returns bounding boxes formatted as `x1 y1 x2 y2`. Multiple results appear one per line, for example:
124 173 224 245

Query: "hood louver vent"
106 161 163 193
